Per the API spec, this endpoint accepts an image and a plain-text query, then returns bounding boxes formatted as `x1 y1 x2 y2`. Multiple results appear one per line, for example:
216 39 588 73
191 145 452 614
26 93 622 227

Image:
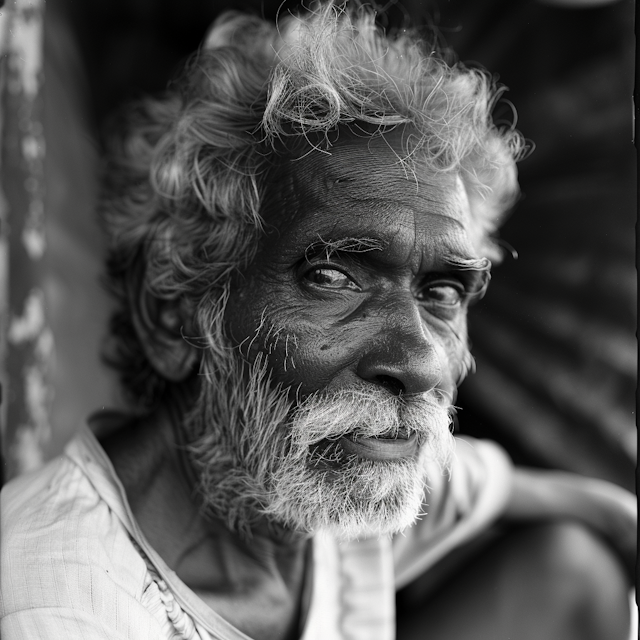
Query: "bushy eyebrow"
303 236 387 262
444 255 492 273
443 255 492 297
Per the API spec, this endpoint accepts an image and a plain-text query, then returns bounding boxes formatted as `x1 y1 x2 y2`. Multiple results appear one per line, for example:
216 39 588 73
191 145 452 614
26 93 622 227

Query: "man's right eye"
304 267 361 291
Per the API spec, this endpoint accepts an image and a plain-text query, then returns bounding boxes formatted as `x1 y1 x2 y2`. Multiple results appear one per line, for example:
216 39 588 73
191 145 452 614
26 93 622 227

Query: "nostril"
374 375 405 396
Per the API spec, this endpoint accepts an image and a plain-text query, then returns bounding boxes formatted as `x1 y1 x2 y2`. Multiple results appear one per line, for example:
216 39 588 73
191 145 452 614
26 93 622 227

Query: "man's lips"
307 426 420 466
338 430 419 461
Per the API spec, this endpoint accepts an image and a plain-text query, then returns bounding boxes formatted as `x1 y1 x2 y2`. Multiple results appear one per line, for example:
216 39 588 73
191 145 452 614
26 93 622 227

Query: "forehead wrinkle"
330 172 467 232
285 138 464 211
290 149 421 202
266 142 473 259
299 193 476 267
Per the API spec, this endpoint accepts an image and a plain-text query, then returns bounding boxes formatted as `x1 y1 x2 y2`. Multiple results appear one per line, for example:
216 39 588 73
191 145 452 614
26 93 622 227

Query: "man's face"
191 131 489 538
226 133 485 400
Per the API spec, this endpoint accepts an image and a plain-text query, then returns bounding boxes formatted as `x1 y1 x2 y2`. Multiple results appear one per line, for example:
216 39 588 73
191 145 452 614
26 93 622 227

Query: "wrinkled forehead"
269 129 473 234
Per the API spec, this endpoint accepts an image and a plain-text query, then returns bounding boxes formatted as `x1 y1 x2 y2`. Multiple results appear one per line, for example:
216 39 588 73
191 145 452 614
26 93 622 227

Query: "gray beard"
184 345 455 541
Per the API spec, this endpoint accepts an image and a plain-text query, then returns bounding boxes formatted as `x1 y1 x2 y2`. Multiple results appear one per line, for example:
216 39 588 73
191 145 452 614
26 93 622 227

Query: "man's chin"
265 447 446 540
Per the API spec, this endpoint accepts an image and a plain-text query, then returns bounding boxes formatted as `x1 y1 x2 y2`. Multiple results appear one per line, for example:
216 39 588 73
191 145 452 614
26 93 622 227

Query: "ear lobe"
128 269 199 383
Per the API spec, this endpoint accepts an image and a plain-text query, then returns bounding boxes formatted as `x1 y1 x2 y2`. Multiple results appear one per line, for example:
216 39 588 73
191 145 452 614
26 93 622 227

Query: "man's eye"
416 282 464 306
305 267 360 291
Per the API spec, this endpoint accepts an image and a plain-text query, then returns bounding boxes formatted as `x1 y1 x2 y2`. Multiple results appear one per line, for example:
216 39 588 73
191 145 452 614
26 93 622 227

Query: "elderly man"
1 4 635 639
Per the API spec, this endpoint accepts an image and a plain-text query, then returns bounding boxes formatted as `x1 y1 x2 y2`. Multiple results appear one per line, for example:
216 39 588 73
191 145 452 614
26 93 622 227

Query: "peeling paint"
8 288 45 344
9 0 44 100
22 218 46 258
0 11 11 55
34 325 53 361
0 0 49 479
21 134 44 162
0 2 47 264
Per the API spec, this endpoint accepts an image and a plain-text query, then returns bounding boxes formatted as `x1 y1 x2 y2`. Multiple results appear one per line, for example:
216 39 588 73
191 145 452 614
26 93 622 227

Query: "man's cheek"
447 341 473 390
429 325 470 395
265 338 343 393
254 321 354 393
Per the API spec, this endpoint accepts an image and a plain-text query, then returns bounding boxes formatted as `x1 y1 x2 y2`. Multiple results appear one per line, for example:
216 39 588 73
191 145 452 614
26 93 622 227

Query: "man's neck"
97 408 311 640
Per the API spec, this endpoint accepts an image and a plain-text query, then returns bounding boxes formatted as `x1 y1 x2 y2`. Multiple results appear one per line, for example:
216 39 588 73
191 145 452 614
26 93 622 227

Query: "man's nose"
355 307 443 396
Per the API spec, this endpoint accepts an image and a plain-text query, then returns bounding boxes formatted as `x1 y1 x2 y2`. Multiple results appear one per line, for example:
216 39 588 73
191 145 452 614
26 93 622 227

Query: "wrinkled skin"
225 131 488 413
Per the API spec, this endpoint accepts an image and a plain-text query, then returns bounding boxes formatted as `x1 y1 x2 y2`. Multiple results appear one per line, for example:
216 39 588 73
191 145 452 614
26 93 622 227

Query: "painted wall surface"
1 0 117 483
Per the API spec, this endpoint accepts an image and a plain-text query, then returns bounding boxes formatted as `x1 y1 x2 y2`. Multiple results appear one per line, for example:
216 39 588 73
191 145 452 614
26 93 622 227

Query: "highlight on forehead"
304 236 387 261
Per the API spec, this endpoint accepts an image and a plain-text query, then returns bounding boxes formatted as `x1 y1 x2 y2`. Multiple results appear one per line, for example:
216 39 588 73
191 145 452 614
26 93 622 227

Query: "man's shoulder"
1 435 108 547
3 448 78 516
0 434 149 622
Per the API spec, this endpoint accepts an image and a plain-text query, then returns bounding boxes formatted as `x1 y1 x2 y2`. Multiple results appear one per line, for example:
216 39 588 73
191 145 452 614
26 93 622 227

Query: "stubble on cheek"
240 307 333 400
259 320 302 374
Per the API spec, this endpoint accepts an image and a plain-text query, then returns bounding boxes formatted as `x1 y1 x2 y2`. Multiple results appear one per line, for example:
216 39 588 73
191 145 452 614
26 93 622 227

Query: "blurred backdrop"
0 0 635 489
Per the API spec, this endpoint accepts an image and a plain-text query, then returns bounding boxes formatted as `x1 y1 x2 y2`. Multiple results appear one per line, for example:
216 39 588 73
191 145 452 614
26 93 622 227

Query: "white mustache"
288 385 453 448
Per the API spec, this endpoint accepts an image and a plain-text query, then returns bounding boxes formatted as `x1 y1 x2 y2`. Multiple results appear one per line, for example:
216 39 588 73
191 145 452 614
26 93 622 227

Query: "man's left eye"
416 281 464 307
304 267 361 291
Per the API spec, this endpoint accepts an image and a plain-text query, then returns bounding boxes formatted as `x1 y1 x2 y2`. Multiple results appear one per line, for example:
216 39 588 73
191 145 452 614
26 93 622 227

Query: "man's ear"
128 266 200 382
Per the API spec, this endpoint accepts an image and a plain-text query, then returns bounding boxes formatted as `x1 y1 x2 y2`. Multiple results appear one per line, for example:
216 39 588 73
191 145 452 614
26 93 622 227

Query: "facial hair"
185 325 455 540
